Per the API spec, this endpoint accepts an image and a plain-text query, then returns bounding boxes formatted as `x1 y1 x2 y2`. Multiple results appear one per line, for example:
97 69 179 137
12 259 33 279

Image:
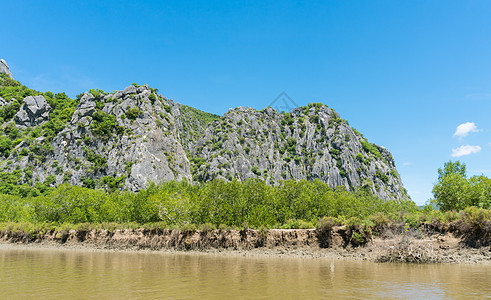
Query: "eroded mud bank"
1 226 489 264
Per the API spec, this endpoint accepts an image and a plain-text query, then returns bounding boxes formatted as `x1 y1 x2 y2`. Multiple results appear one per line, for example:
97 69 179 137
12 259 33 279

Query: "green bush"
125 107 141 120
361 140 381 158
148 93 157 104
433 161 490 211
281 219 314 229
251 166 261 176
90 110 117 138
375 169 389 184
0 135 12 157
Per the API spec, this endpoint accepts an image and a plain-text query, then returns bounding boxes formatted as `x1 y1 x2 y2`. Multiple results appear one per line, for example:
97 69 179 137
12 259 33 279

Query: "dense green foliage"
125 107 141 120
0 75 79 162
0 73 41 100
0 74 42 125
90 110 118 138
181 105 220 125
432 161 490 211
361 140 382 158
42 92 77 140
0 179 417 227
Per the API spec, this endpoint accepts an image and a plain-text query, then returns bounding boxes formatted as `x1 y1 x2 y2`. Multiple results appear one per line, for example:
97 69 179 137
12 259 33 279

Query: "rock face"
0 59 14 79
186 105 407 200
46 85 192 192
0 78 408 200
0 97 8 107
15 96 51 127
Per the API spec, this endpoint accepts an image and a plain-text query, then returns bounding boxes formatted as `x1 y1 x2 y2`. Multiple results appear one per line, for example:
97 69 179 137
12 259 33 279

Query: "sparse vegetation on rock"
0 72 407 200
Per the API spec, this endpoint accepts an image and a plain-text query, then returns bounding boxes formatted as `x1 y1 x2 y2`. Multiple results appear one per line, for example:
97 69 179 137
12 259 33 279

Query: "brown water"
0 247 489 299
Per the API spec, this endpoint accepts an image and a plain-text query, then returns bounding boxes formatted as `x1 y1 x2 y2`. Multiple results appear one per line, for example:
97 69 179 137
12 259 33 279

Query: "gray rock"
18 84 193 191
14 109 30 125
0 97 9 107
122 85 137 95
71 93 96 124
14 95 51 127
2 81 408 201
0 59 14 79
185 104 408 200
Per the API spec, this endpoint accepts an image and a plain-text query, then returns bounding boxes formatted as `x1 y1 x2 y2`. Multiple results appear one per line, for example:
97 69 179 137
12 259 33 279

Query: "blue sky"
1 1 490 205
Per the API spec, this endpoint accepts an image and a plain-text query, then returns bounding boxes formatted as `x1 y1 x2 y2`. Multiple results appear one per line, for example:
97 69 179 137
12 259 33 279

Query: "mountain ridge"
0 61 408 200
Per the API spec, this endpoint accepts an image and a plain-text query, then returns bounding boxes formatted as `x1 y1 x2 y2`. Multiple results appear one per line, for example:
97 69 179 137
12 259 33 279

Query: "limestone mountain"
187 105 407 200
0 60 408 200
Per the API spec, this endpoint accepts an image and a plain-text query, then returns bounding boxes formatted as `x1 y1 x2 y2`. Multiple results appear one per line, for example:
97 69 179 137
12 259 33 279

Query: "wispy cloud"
402 162 413 166
453 122 480 138
451 145 482 157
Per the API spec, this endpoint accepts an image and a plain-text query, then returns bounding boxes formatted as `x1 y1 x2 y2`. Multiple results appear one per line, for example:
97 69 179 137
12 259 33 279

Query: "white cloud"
402 162 413 166
453 122 479 138
451 145 482 157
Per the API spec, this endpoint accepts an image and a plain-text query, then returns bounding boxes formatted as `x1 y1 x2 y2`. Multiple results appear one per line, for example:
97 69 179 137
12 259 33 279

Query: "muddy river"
0 247 489 299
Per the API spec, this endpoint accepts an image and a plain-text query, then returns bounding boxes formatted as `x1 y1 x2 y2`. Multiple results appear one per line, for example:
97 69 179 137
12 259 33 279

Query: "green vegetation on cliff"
0 73 409 200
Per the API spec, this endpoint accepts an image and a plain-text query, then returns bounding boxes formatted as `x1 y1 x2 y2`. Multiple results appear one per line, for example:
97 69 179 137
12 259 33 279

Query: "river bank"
1 225 489 264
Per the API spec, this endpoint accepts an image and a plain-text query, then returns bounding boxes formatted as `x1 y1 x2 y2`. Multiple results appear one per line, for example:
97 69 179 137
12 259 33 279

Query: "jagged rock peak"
0 59 14 79
188 102 408 200
0 78 408 201
15 95 51 127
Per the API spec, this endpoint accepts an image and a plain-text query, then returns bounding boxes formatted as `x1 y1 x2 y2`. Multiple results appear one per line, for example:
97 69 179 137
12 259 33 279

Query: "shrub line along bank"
1 179 416 226
0 179 489 249
0 206 489 262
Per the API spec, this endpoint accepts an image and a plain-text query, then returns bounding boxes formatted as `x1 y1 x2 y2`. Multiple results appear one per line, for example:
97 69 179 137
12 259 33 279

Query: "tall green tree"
433 161 490 210
468 175 491 209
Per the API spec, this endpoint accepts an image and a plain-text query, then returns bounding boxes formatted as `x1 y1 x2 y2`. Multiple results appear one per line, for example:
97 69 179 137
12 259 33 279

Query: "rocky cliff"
187 105 406 199
0 59 13 80
0 59 408 200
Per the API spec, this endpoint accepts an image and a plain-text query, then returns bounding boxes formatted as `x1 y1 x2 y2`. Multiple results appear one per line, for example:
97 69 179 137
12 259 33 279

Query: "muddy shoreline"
1 226 489 264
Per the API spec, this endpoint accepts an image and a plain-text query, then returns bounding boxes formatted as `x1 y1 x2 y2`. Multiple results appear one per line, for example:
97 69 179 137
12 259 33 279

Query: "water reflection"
0 247 489 299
